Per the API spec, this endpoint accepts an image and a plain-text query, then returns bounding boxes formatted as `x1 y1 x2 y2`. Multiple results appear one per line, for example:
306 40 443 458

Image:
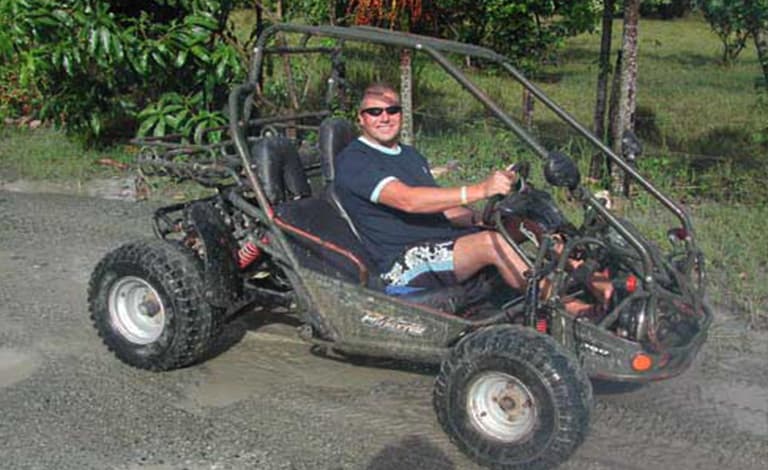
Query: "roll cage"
230 24 702 289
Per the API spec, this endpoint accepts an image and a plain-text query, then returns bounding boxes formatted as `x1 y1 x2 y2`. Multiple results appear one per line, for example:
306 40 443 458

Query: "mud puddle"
178 323 433 411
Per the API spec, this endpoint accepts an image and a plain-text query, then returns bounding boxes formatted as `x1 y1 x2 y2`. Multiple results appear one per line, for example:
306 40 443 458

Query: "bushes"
0 0 251 145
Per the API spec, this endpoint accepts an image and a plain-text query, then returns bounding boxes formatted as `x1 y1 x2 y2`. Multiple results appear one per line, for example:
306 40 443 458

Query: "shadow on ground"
367 435 456 470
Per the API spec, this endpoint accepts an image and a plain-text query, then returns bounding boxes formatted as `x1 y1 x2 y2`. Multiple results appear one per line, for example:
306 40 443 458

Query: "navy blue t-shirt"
334 138 470 273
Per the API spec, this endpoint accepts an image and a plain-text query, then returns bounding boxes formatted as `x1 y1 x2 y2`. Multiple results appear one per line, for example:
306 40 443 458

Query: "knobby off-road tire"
88 239 221 371
434 325 592 470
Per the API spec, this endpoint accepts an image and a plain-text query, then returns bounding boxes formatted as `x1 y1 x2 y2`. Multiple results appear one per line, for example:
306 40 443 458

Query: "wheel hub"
467 372 537 442
108 276 166 345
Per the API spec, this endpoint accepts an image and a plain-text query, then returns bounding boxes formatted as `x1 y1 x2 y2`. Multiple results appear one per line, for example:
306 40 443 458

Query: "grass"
0 125 133 182
540 16 766 154
686 203 768 328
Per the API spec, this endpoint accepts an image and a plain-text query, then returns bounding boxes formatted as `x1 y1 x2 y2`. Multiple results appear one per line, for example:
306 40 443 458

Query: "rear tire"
434 325 592 470
88 239 221 370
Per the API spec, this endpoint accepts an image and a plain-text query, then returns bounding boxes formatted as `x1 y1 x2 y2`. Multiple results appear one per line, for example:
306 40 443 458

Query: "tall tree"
699 0 751 66
743 0 768 87
436 1 599 71
697 0 768 84
754 28 768 86
590 0 615 180
347 1 434 144
609 0 641 196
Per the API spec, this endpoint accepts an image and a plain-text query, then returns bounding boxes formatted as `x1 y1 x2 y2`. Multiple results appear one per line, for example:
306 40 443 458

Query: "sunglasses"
360 105 402 117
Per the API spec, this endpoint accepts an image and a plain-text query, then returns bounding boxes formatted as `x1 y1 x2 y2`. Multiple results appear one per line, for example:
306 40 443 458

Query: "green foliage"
435 0 600 69
0 0 252 145
288 1 602 70
137 92 227 142
697 0 763 65
284 0 344 24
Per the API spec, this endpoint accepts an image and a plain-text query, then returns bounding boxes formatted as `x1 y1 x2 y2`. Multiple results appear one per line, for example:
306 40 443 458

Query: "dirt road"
0 189 766 469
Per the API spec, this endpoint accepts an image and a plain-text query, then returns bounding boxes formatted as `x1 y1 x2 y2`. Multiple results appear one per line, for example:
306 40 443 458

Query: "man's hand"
481 170 518 198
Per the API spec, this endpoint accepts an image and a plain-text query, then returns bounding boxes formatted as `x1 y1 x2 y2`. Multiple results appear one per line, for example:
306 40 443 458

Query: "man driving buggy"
335 82 610 314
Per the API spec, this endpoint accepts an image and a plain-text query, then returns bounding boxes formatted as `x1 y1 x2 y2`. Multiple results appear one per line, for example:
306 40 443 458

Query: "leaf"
190 44 210 62
51 9 69 24
174 49 188 68
185 14 218 31
137 115 158 136
150 50 166 67
165 109 189 128
29 12 58 28
138 101 161 118
215 57 227 80
88 28 98 55
111 36 124 61
153 117 166 137
136 51 149 74
62 54 72 75
89 113 102 136
99 27 111 57
160 104 185 114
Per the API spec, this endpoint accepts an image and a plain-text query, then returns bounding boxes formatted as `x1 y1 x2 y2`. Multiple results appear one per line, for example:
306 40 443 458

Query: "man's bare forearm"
378 180 487 213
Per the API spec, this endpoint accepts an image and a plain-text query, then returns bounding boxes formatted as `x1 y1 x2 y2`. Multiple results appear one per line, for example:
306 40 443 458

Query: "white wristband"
460 185 468 205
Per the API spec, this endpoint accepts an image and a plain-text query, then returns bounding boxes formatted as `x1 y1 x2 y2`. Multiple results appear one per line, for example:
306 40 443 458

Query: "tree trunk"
755 28 768 88
328 0 337 25
610 0 640 197
743 0 768 87
275 0 298 138
522 88 534 128
400 48 414 145
607 51 622 184
589 0 615 180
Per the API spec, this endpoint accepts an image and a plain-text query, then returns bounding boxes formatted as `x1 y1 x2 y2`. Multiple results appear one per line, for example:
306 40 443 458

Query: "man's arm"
377 170 516 214
443 206 476 227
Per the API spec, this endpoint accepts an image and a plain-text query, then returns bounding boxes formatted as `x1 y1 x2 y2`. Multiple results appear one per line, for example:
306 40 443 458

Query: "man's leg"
453 231 529 290
454 231 612 317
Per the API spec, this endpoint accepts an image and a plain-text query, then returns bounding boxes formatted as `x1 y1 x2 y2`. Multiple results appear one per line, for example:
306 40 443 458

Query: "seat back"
319 117 356 184
275 197 378 286
317 117 361 239
250 136 311 204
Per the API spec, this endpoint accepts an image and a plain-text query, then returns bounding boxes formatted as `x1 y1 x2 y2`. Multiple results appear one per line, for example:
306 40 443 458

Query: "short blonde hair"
359 82 399 109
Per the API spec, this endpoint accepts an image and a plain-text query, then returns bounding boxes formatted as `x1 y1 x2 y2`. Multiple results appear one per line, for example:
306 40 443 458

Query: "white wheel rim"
467 371 538 442
108 276 166 345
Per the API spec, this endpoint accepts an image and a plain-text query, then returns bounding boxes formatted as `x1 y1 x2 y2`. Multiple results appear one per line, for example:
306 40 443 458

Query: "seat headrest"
319 117 356 182
250 136 311 204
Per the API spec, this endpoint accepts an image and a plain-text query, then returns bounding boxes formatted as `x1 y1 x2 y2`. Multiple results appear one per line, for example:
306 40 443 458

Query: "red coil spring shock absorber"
238 240 261 269
536 317 548 334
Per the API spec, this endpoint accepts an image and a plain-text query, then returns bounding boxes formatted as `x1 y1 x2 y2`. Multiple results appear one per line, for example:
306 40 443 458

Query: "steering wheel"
480 161 530 226
481 194 505 226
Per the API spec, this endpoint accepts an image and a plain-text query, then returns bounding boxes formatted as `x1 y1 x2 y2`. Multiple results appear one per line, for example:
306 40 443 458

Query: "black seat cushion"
275 197 378 286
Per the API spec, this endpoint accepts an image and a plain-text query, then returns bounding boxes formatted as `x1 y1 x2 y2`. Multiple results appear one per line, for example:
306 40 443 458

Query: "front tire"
88 240 220 370
434 325 592 470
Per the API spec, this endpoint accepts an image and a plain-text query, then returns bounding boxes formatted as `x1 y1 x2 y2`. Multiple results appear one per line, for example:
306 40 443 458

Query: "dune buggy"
88 24 712 470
